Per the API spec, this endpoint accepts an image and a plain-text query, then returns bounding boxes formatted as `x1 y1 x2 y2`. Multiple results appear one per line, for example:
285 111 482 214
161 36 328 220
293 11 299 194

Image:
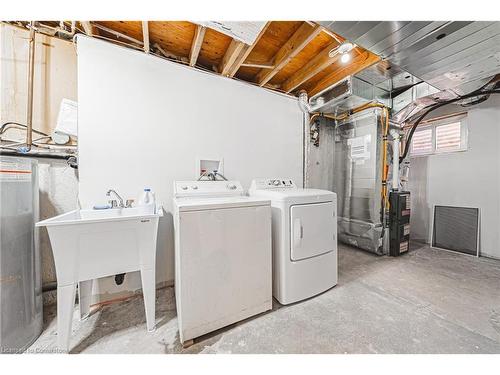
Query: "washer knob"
272 180 280 186
227 183 237 190
181 185 188 190
191 185 198 190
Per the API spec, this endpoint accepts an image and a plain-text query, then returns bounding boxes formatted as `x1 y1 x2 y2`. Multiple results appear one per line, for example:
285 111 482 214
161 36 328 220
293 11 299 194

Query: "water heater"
0 156 42 352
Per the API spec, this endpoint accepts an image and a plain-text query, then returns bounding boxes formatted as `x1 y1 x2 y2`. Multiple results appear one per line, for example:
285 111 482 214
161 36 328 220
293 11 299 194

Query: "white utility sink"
36 206 163 353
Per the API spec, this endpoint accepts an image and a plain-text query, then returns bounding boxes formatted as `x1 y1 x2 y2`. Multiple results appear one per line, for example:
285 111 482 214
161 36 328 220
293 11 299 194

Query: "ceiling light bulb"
340 53 351 63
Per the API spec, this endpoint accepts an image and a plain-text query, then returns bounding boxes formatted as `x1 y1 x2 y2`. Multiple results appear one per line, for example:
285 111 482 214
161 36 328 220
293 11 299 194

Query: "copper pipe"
308 112 347 124
308 101 388 125
308 102 391 208
25 21 36 151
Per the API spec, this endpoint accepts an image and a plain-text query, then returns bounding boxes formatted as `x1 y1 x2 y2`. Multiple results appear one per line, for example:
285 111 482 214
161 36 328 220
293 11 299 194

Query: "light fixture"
338 42 354 54
328 41 355 63
340 53 351 63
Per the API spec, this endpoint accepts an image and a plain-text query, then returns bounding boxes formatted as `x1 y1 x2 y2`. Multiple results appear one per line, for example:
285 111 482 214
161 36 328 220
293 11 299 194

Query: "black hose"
67 156 78 169
399 89 500 163
115 273 126 285
0 121 49 137
0 149 73 161
42 281 57 293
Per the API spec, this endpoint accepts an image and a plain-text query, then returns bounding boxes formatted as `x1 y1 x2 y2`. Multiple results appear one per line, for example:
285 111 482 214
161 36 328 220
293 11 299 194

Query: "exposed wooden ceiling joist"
189 25 206 67
80 21 98 36
308 51 380 96
219 39 246 76
281 40 341 93
241 60 274 69
142 21 150 53
10 20 381 98
321 28 342 43
93 23 143 45
255 22 322 87
227 22 271 78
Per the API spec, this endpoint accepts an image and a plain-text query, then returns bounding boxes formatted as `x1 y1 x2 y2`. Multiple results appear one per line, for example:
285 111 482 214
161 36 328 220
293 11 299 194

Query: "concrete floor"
28 243 500 354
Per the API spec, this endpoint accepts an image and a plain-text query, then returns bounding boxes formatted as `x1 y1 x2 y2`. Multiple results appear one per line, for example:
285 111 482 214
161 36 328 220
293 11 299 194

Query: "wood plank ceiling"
40 20 381 97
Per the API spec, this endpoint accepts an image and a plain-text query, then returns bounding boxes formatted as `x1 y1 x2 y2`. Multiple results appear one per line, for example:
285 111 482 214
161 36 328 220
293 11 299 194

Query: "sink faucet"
107 189 125 208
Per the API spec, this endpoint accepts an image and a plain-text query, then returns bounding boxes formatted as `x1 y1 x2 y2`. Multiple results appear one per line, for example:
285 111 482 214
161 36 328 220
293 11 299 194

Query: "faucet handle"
109 199 118 209
125 199 134 208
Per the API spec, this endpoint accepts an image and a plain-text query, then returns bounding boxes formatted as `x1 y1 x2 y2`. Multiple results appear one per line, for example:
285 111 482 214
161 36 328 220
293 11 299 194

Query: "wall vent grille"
432 205 479 256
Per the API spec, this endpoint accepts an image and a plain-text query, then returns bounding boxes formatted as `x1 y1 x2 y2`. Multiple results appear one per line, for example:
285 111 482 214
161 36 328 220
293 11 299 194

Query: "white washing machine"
248 178 337 305
173 180 272 345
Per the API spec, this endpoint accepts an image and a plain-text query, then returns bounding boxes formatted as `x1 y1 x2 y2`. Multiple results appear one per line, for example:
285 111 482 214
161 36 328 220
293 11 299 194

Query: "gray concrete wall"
0 24 77 136
1 25 79 304
408 95 500 259
38 159 78 304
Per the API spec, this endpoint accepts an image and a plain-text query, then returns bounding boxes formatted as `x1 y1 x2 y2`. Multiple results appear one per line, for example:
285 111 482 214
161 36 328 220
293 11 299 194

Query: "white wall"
77 36 304 300
409 95 500 259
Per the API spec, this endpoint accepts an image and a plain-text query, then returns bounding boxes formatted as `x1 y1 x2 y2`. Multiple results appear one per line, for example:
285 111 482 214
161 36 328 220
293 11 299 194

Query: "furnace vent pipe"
25 21 36 151
297 90 311 188
390 129 400 191
298 90 311 113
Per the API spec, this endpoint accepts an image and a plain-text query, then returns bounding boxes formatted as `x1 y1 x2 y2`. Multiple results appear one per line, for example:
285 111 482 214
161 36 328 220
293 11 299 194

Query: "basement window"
410 127 433 156
410 114 468 157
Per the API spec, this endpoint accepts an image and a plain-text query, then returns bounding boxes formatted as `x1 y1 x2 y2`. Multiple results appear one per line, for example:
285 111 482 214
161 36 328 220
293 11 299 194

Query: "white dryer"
173 180 272 345
248 178 337 305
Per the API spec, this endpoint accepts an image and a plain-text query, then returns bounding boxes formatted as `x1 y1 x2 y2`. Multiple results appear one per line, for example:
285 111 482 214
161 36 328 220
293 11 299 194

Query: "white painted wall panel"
77 36 303 298
409 95 500 259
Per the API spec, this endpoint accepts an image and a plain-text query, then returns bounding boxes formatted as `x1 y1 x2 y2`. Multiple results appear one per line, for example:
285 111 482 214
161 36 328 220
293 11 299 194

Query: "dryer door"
290 201 336 261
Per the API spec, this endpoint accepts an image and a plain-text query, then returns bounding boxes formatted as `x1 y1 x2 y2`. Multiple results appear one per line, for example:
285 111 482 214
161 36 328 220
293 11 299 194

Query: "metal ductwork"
318 21 500 95
309 75 391 114
306 21 500 256
309 59 439 117
392 73 500 125
307 108 387 255
313 22 500 124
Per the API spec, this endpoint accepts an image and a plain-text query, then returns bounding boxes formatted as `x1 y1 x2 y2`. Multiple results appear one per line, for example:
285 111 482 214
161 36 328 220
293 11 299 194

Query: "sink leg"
78 280 93 320
57 283 76 353
140 267 156 331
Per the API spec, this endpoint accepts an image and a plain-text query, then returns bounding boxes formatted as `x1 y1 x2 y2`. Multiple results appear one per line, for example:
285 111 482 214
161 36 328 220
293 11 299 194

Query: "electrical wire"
0 135 52 150
399 89 500 163
459 94 490 107
0 122 49 137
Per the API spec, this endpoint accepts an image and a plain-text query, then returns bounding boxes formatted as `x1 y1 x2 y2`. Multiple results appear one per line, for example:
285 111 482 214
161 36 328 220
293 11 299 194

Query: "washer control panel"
174 180 244 198
249 178 297 191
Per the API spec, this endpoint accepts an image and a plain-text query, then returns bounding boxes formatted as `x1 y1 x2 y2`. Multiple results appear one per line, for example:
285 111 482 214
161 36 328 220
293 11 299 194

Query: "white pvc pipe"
391 130 400 191
297 90 311 113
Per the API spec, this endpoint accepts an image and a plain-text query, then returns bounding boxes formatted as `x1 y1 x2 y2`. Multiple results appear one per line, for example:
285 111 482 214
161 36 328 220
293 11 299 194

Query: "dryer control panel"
249 178 297 191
